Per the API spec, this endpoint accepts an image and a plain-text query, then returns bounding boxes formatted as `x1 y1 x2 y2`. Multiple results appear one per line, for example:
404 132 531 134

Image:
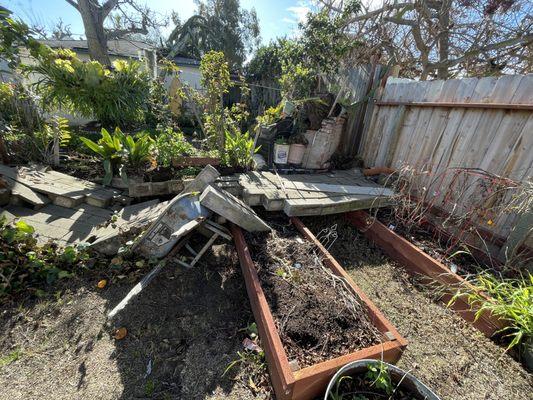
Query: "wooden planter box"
171 157 220 168
346 210 507 337
230 218 407 400
128 179 184 198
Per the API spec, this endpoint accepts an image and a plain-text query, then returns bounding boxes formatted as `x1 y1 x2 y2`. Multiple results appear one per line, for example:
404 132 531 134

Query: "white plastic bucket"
274 144 290 164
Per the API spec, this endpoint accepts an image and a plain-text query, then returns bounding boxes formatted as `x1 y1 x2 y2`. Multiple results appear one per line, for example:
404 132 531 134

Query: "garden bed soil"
375 208 526 279
0 242 271 400
303 215 533 400
244 217 383 369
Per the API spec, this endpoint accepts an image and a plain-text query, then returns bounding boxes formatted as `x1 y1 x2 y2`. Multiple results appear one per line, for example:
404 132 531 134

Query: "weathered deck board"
0 203 112 246
0 165 121 208
235 169 394 216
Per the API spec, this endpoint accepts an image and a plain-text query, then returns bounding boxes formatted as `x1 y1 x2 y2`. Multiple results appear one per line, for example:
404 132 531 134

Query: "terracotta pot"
288 144 306 165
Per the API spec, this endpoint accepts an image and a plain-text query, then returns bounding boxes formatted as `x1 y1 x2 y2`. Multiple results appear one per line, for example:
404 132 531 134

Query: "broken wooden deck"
0 203 112 246
0 165 122 209
233 170 394 216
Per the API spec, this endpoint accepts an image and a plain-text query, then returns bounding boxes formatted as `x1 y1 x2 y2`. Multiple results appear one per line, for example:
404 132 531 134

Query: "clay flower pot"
288 144 306 165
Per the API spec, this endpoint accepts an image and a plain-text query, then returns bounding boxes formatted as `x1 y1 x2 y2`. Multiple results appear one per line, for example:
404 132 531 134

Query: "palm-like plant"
167 15 220 59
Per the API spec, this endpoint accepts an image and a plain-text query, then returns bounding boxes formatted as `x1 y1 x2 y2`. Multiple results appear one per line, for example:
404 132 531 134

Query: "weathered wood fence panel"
360 74 533 248
249 80 282 117
325 64 387 158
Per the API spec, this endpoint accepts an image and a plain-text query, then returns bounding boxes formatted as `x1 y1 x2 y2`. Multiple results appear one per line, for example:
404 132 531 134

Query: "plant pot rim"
324 359 441 400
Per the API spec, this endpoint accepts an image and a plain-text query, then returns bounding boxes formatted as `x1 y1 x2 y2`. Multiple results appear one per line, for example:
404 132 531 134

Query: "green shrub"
0 81 42 133
80 127 154 184
80 128 125 185
154 128 195 168
256 103 283 126
0 217 89 298
449 273 533 350
27 49 150 128
122 132 154 170
224 129 258 170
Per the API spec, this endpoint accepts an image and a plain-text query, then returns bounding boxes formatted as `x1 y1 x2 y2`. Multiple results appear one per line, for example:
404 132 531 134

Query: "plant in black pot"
325 359 440 400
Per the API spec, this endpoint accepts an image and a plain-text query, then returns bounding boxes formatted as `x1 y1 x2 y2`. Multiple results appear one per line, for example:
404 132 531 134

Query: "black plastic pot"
324 359 441 400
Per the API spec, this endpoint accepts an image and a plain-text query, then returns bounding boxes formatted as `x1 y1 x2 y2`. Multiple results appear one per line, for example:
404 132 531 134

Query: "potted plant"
325 359 441 400
288 134 308 165
273 137 290 165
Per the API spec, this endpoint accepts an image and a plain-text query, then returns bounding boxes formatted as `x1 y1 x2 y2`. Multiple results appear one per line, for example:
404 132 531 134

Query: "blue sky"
3 0 315 45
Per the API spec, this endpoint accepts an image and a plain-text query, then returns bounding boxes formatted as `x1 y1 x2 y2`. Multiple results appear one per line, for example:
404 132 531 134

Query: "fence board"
359 74 533 248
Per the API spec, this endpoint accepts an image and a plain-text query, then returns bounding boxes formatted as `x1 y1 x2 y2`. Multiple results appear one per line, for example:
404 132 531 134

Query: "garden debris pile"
245 217 382 368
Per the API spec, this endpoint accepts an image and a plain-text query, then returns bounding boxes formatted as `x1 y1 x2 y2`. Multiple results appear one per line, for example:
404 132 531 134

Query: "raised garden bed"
346 210 507 337
231 217 406 400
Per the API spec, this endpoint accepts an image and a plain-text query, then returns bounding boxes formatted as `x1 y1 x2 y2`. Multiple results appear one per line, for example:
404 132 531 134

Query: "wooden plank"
284 195 391 217
200 185 271 232
279 181 394 196
382 105 407 167
374 101 533 110
3 176 50 207
346 211 507 337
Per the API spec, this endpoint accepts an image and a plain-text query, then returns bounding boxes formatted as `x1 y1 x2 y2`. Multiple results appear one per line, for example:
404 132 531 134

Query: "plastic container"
288 143 306 165
274 143 290 164
324 359 441 400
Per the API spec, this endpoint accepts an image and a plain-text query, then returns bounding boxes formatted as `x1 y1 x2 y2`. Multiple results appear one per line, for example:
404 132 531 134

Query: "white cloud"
283 0 312 24
286 5 311 25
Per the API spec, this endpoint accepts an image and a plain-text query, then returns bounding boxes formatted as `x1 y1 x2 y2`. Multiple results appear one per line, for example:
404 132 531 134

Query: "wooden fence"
358 74 533 251
324 64 387 158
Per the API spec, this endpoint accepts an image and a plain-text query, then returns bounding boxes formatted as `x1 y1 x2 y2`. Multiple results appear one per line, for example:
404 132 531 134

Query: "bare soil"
245 217 382 369
303 215 533 400
0 242 270 400
375 208 526 279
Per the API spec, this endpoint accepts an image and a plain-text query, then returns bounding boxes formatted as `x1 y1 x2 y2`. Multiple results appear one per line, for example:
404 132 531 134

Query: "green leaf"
102 159 113 186
15 220 34 234
80 137 104 156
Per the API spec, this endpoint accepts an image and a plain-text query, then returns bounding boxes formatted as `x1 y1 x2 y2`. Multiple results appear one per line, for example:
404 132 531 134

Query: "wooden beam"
374 101 533 111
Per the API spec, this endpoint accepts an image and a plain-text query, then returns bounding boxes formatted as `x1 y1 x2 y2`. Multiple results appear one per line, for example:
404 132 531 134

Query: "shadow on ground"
0 242 259 400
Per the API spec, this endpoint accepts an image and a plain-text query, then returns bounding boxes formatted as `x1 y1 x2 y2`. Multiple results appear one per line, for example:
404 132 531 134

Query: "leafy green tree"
247 5 360 101
167 0 260 69
246 38 303 82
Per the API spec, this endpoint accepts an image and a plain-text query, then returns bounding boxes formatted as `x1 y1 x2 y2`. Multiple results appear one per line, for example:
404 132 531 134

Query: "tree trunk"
0 133 9 164
437 0 450 80
77 0 110 65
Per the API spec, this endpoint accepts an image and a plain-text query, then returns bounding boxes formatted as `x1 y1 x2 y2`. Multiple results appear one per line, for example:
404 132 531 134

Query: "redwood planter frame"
230 218 407 400
346 210 507 337
171 157 220 168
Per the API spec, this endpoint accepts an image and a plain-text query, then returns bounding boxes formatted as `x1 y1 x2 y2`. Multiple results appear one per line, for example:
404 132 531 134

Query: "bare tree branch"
106 26 148 39
102 0 120 18
429 34 533 70
65 0 79 11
